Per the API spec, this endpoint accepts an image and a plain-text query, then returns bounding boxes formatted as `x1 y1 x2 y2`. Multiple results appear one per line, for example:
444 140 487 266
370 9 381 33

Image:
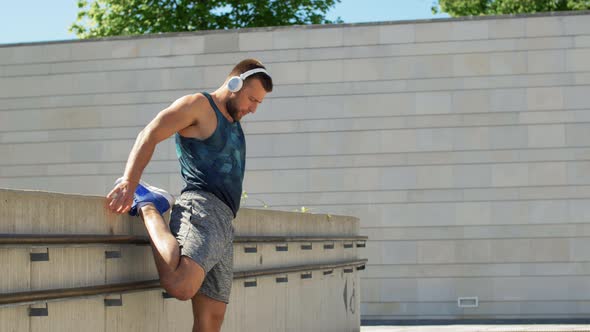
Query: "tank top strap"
201 92 225 122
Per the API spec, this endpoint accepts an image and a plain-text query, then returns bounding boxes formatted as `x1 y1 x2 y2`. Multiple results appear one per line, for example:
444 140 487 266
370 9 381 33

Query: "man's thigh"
169 191 234 274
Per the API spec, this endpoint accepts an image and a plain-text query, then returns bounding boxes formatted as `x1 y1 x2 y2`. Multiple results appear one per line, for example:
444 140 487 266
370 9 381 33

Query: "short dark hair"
229 58 273 92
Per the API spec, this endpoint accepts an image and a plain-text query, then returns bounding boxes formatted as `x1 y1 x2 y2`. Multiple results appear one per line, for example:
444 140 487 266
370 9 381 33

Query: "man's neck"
210 88 233 122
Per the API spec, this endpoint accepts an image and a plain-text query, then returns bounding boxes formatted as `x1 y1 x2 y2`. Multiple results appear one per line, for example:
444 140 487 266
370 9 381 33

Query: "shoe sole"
138 180 174 206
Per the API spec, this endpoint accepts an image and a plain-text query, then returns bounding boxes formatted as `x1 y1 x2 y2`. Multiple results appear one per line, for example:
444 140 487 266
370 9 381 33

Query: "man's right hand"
106 178 138 214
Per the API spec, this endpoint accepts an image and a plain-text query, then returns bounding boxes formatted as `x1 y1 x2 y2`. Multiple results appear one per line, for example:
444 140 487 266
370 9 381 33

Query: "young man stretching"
105 58 272 332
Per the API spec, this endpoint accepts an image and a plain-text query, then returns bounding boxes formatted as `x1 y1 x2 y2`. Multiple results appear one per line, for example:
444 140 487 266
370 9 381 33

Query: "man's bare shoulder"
169 93 212 122
168 93 218 136
173 93 208 111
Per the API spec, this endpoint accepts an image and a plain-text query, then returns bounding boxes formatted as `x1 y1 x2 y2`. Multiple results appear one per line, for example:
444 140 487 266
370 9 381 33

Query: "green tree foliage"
432 0 590 16
71 0 342 38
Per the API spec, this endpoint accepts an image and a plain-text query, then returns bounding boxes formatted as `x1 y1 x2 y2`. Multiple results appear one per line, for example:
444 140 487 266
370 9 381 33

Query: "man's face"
226 78 267 122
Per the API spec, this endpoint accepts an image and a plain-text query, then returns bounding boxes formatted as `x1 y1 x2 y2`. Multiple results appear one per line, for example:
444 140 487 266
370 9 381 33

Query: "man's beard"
226 98 240 122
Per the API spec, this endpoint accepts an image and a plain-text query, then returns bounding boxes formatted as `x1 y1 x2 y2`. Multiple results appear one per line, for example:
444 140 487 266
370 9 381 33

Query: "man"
105 58 273 332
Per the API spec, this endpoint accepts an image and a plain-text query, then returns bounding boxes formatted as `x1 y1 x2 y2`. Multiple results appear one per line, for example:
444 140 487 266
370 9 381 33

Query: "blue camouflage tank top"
175 92 246 217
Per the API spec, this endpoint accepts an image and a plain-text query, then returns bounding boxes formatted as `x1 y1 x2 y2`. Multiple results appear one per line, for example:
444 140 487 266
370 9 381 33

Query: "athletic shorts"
169 190 234 303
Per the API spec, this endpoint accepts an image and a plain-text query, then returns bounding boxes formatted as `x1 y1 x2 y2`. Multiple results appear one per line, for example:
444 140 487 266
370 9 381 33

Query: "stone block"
454 127 490 150
564 86 590 109
110 40 140 58
488 18 526 39
527 124 566 148
412 54 454 78
519 110 569 124
44 43 73 62
415 128 454 151
306 27 343 48
170 35 205 55
528 200 569 224
528 162 567 186
569 199 590 222
451 20 489 40
135 37 172 57
308 59 344 83
564 15 590 35
343 25 380 46
416 165 453 188
7 44 48 64
272 29 307 49
415 21 452 42
525 16 566 37
489 126 528 149
415 91 452 114
456 202 492 225
203 32 239 53
452 90 490 113
239 31 273 51
490 201 527 224
342 57 387 81
567 48 590 72
0 46 13 64
454 53 490 76
490 88 527 112
526 87 564 111
417 240 455 264
32 298 105 332
527 50 566 74
575 35 590 47
453 164 492 188
568 161 590 185
265 61 307 84
491 164 528 187
379 24 415 44
490 51 527 75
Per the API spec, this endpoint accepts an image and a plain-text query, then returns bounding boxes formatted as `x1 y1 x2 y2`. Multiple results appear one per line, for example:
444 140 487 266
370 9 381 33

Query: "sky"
0 0 449 45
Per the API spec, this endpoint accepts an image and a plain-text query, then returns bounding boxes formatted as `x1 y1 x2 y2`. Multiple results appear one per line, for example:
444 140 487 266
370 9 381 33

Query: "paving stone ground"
361 324 590 332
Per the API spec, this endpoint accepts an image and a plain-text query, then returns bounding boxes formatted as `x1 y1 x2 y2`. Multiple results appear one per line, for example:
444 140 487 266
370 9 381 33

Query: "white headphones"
227 68 270 93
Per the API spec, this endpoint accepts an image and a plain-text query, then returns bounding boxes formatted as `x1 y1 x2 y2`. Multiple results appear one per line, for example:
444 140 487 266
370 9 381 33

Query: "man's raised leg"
140 204 205 301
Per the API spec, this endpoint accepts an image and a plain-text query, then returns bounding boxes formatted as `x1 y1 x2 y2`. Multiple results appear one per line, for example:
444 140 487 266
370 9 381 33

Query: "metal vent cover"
457 296 478 308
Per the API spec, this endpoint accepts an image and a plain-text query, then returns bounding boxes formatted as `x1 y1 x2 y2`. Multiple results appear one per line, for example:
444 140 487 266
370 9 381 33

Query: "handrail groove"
0 234 368 245
0 259 368 306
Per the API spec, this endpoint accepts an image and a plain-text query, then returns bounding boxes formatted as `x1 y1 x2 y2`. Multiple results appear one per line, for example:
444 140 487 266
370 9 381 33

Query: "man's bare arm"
106 94 204 214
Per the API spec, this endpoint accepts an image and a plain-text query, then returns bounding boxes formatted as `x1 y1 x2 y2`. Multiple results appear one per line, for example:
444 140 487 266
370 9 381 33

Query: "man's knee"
195 310 225 331
159 256 205 301
160 274 199 301
210 310 225 326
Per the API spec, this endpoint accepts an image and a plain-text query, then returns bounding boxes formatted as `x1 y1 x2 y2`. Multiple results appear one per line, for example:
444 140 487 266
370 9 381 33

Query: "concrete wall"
0 189 363 331
1 11 590 320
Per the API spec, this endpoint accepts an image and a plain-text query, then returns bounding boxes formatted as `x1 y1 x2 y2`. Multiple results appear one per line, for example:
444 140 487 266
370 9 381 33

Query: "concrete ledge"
0 189 365 331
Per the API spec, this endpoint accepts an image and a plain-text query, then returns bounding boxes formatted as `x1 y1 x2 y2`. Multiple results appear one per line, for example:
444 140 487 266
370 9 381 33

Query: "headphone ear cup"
227 76 243 92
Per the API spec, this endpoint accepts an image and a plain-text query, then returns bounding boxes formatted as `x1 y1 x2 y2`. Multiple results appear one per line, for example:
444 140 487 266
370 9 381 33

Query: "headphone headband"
239 68 269 80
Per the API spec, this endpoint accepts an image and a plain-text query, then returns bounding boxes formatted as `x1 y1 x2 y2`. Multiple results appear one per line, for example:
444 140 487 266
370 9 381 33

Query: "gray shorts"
169 190 234 303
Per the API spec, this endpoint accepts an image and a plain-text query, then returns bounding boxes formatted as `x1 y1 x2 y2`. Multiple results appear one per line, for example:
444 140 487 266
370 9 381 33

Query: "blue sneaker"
115 178 174 216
